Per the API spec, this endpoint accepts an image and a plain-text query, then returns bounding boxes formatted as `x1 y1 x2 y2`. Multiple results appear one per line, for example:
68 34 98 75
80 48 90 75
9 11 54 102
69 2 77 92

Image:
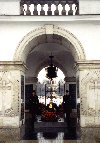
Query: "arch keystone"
45 24 54 34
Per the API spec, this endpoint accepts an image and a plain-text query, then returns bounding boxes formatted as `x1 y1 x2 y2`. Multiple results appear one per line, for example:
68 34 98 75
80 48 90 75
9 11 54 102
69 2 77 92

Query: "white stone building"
0 0 100 141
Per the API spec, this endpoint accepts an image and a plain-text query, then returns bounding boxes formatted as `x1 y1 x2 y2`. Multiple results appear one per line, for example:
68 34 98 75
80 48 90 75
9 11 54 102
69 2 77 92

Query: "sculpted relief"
80 70 100 117
0 71 20 117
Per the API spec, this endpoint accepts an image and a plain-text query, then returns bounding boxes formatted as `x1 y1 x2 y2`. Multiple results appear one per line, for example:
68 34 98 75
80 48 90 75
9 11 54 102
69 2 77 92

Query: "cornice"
0 61 27 72
0 15 100 22
75 60 100 71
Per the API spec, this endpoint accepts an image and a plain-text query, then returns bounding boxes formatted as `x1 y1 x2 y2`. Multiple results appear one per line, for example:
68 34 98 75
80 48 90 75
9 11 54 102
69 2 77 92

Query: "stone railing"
20 0 79 16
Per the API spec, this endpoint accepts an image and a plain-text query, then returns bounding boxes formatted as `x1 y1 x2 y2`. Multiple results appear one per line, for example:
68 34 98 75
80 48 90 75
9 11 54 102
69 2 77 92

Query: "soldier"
29 90 39 121
63 90 72 127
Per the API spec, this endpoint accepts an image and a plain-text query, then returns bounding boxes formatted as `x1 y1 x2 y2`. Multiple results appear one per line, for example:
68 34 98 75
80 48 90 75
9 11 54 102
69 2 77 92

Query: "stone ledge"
34 122 67 128
0 61 27 71
75 60 100 70
0 15 100 22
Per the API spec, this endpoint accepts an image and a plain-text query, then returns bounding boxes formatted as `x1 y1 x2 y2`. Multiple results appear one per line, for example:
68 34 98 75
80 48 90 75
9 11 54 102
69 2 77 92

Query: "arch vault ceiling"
25 34 75 78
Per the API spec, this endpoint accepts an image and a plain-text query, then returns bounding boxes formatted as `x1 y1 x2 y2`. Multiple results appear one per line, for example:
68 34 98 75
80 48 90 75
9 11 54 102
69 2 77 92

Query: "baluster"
21 0 79 16
43 4 49 15
37 4 41 15
23 4 27 15
72 3 77 15
58 4 63 15
29 4 34 15
51 4 56 15
65 3 70 15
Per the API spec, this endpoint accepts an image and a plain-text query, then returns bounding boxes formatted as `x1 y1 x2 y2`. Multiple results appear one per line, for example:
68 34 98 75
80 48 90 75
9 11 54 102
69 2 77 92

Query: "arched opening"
15 25 85 140
14 25 85 62
37 67 65 105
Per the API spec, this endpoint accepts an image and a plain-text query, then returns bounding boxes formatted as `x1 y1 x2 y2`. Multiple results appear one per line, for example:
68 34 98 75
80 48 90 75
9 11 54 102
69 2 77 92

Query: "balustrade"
20 0 79 16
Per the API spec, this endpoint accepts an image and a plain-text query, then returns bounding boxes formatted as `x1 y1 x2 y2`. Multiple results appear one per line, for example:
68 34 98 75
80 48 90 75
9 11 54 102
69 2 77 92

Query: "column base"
81 127 100 143
0 128 20 141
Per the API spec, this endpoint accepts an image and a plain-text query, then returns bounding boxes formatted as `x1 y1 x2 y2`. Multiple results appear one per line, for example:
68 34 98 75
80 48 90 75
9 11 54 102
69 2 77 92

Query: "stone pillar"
0 61 26 140
76 61 100 127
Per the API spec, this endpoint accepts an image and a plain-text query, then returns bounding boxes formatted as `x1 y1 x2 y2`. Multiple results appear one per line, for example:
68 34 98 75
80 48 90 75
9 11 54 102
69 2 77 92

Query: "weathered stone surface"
81 127 100 143
0 62 26 128
76 61 100 127
0 128 20 141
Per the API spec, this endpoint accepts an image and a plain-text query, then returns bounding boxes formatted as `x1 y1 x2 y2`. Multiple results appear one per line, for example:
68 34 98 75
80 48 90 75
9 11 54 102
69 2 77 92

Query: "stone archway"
13 25 85 62
13 24 86 129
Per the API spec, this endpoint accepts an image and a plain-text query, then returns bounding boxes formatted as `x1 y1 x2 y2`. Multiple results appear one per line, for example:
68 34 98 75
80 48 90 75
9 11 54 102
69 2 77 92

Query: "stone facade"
0 0 100 141
0 0 20 15
80 0 100 14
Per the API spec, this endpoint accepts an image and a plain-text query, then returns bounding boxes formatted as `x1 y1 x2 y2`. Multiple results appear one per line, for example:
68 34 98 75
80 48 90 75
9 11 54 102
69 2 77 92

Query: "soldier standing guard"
63 90 72 127
29 90 39 121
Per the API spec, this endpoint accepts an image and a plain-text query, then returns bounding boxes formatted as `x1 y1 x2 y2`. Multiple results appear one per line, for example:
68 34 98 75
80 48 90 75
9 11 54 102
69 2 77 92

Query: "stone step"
34 127 68 132
34 121 67 128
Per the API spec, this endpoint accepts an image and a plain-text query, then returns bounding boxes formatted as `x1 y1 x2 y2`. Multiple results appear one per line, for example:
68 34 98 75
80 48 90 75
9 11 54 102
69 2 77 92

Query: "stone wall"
79 0 100 14
0 0 20 15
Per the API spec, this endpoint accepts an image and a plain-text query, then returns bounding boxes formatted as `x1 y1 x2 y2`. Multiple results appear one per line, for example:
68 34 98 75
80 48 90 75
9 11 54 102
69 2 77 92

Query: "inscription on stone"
89 86 100 89
0 86 11 90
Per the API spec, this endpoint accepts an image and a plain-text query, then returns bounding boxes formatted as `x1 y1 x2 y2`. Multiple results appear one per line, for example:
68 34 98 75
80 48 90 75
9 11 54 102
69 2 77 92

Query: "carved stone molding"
80 70 100 116
75 60 100 71
75 61 100 126
0 61 27 72
14 25 85 62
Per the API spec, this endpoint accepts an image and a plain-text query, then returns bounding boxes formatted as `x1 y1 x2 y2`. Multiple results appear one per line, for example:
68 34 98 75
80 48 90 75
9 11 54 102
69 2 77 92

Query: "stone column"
76 61 100 127
0 61 26 141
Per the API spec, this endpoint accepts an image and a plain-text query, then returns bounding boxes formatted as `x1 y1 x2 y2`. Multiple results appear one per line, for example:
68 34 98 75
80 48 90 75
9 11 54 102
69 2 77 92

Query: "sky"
38 67 65 83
